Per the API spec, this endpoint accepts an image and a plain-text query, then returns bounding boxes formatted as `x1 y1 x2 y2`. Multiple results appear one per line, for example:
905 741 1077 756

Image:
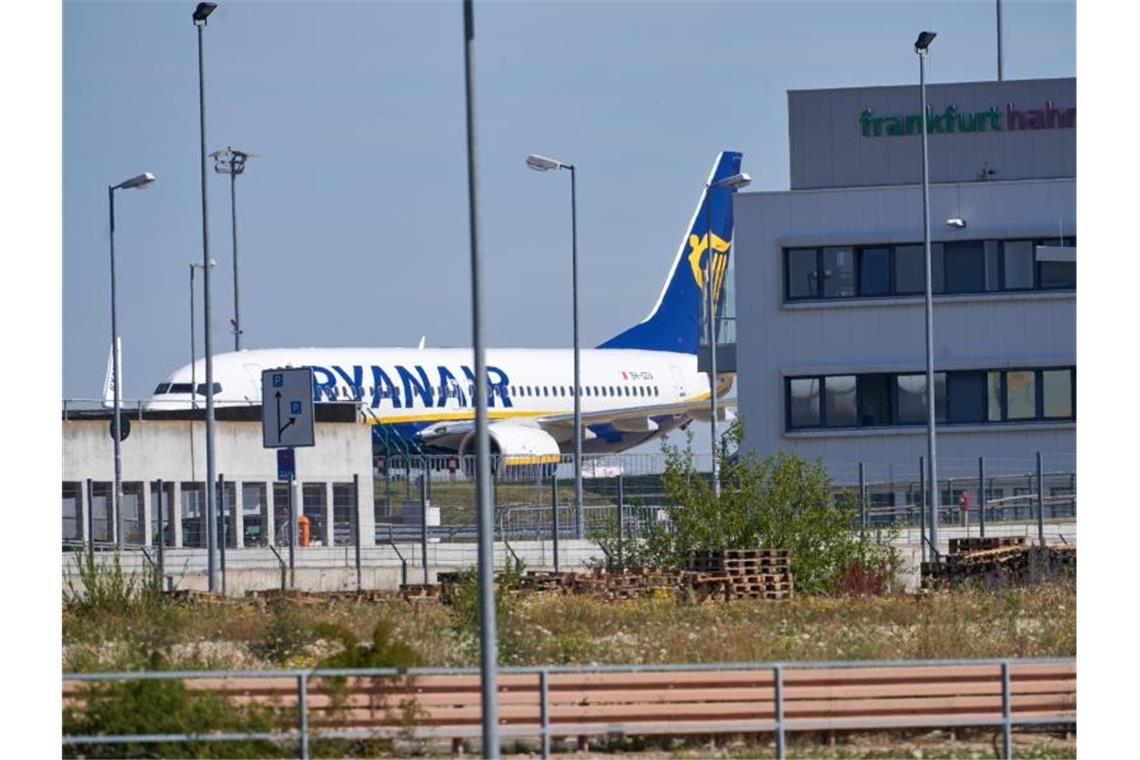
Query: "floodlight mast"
211 146 257 350
915 30 940 558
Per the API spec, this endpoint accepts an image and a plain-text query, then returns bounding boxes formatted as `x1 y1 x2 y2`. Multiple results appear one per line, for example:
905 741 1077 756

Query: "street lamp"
193 0 221 592
526 152 584 540
108 171 156 547
705 172 750 498
915 30 940 558
210 146 257 351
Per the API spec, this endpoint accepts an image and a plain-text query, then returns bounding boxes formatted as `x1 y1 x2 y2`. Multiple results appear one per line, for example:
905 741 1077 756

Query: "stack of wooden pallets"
684 548 794 601
922 537 1076 588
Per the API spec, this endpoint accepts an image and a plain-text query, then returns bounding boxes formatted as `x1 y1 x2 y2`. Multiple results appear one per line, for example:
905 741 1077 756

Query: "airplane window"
153 383 170 394
640 386 646 396
584 387 591 397
625 387 631 397
541 387 547 397
194 383 222 396
654 386 659 396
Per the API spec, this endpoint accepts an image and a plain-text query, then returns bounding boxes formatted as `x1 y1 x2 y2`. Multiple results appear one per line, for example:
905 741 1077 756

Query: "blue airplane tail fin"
597 150 744 354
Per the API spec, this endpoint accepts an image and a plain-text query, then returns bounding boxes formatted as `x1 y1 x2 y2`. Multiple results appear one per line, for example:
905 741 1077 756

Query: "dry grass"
63 580 1074 673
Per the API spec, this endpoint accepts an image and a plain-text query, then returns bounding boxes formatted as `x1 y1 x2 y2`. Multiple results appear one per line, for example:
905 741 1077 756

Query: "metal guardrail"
63 657 1075 759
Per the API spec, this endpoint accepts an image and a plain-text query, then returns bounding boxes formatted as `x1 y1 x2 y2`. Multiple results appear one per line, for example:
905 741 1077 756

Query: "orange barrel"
297 514 310 547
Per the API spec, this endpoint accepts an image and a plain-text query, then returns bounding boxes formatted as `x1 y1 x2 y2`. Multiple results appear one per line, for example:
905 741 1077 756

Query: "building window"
788 377 821 428
91 482 113 542
1005 370 1037 420
895 373 945 424
947 371 986 424
821 246 855 298
242 482 267 547
857 247 891 296
786 366 1073 432
181 482 205 548
303 483 328 546
893 244 925 295
987 371 1003 422
62 482 82 541
1042 369 1074 419
333 482 355 546
1002 240 1036 290
122 482 145 545
824 375 857 427
786 248 820 299
858 374 892 427
783 235 1074 302
273 482 293 547
944 240 986 293
150 481 176 547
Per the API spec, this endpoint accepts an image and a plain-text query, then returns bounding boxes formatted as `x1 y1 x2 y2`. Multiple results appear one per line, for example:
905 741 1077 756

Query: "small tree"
604 420 899 594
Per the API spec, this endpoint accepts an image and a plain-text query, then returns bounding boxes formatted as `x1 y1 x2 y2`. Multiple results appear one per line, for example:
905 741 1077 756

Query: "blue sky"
62 0 1075 448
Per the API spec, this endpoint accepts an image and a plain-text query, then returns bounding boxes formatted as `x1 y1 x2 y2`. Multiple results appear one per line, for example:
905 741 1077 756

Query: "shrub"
601 421 900 595
64 550 165 619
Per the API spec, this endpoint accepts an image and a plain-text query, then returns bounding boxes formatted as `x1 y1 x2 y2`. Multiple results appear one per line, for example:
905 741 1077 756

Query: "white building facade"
733 77 1075 488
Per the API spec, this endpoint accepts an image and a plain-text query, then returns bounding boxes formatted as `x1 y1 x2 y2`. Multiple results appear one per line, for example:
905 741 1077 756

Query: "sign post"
262 368 315 590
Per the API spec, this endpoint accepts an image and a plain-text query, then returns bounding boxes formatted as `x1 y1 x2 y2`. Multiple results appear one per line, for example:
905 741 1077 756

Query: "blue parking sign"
273 374 284 387
290 401 302 414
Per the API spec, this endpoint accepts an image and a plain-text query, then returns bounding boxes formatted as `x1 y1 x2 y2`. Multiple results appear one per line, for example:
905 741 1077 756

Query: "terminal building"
731 77 1075 490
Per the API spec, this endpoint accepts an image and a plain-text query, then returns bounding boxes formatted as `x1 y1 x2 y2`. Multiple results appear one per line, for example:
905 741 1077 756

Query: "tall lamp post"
210 146 256 351
193 0 220 591
915 30 940 557
704 172 750 498
526 153 583 540
108 171 156 547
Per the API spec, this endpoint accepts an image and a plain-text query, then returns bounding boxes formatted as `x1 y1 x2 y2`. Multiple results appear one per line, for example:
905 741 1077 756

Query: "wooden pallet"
948 536 1026 555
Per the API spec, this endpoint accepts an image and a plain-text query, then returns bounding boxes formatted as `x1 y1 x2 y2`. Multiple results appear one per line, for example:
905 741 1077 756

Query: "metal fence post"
288 473 296 589
298 672 310 760
617 472 625 569
353 473 362 592
978 457 986 538
420 471 429 584
218 473 227 595
1001 661 1012 760
1036 452 1045 547
86 477 95 562
539 668 551 759
156 479 165 581
551 475 560 574
858 462 867 537
918 457 926 563
773 664 785 760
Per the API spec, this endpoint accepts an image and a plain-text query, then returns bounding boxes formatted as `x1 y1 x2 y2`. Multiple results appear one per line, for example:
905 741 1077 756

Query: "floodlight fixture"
193 2 217 23
915 31 937 52
946 217 967 229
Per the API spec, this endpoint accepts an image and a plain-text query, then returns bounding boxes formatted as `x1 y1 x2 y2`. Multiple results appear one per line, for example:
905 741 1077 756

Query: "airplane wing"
413 396 737 449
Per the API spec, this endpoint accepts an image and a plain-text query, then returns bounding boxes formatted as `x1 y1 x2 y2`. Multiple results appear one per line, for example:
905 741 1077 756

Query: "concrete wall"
61 540 606 596
789 78 1075 189
62 416 375 547
732 178 1074 479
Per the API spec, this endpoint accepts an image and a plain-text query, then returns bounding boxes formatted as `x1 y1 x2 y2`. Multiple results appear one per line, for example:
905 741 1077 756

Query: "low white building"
61 404 375 549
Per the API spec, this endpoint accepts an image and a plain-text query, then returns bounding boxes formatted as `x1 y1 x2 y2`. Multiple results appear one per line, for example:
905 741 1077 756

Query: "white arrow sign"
262 367 315 448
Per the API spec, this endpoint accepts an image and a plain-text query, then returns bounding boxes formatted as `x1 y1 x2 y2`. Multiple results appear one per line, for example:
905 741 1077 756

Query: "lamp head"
193 2 217 23
526 154 565 172
116 172 156 190
946 217 967 229
915 31 937 52
714 172 752 191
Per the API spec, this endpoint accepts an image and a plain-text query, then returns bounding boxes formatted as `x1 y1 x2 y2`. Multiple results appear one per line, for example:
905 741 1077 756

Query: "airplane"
145 151 747 466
